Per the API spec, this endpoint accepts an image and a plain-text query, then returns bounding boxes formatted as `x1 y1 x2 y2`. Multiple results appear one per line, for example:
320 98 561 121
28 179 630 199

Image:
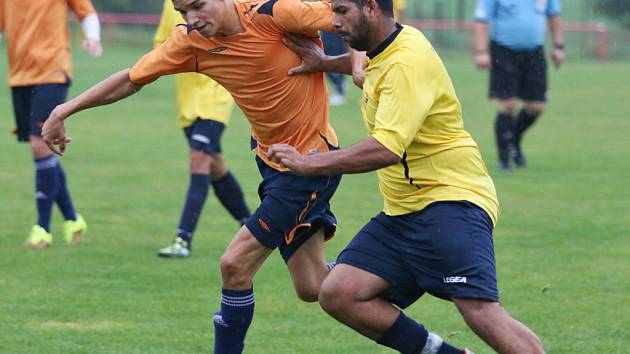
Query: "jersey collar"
367 23 403 59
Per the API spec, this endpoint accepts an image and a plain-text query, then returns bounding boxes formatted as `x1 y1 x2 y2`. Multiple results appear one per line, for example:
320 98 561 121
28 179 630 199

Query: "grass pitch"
0 43 629 354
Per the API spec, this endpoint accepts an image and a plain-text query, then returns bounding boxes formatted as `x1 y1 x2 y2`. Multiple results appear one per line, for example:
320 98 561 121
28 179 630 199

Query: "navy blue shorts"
183 119 225 155
11 82 70 142
489 41 547 102
337 201 499 308
245 156 341 262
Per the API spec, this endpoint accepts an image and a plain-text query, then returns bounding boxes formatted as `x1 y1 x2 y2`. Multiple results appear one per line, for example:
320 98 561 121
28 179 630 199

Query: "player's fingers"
288 64 307 76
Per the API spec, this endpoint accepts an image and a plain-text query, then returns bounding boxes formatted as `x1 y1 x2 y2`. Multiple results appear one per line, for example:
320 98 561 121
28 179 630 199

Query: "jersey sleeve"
474 0 493 22
67 0 97 21
0 0 5 33
270 0 333 36
129 26 197 85
371 63 434 158
0 2 4 34
547 0 561 16
154 0 182 47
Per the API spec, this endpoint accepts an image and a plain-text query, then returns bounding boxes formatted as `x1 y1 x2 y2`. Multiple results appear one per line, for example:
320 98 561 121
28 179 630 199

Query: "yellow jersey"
362 24 499 224
154 0 233 127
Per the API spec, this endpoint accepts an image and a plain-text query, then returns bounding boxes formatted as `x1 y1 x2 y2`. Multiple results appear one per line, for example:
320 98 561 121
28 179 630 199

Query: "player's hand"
267 144 313 176
552 48 565 69
350 49 367 88
42 105 72 156
282 33 325 76
83 38 103 58
475 51 491 70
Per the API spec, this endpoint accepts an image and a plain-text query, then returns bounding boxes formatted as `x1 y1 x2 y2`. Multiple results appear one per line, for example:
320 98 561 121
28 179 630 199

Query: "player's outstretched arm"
42 69 144 155
283 33 352 76
268 137 399 176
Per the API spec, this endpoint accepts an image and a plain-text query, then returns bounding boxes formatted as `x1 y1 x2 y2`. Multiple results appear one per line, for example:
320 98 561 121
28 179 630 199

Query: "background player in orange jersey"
0 0 102 248
42 0 340 352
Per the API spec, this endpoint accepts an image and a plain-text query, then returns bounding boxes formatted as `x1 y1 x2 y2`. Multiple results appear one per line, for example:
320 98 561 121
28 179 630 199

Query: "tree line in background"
596 0 630 28
92 0 162 14
92 0 630 29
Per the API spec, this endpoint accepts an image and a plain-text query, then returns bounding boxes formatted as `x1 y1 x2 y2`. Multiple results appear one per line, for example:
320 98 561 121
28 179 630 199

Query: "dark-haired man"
270 0 546 352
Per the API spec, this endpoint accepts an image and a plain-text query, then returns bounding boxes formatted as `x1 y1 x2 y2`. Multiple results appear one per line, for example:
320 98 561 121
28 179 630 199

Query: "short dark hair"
350 0 394 17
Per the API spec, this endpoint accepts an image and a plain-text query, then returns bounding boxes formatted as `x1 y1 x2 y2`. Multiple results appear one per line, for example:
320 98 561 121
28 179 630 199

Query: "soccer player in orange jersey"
0 0 102 248
42 0 338 352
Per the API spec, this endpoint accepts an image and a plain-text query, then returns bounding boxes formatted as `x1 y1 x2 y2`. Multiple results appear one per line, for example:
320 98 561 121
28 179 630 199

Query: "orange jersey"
129 0 337 170
0 0 96 87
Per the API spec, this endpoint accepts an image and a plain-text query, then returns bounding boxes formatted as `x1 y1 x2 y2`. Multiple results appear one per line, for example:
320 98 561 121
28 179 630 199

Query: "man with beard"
42 0 340 352
270 0 546 353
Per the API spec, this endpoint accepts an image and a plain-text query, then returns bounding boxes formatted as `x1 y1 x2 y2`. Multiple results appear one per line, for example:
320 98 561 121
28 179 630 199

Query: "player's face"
331 0 371 51
172 0 225 37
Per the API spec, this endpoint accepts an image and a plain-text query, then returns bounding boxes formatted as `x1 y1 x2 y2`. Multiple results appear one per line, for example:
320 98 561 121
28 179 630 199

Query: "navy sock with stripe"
34 156 59 232
55 164 77 221
214 287 255 354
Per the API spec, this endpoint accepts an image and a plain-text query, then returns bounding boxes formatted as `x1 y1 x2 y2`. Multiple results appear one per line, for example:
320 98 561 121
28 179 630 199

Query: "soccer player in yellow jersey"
0 0 101 248
153 0 250 258
41 0 341 352
270 0 545 353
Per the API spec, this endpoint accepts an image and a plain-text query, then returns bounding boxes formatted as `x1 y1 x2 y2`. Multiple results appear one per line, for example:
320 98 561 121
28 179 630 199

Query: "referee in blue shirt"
474 0 565 170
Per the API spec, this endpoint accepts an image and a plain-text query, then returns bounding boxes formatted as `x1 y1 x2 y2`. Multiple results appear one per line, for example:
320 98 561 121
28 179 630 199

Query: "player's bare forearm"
473 21 489 54
58 69 143 121
268 137 400 176
548 15 564 47
321 54 352 75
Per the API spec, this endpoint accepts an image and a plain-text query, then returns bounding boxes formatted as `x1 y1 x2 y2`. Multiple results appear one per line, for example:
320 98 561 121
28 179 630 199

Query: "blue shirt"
475 0 561 50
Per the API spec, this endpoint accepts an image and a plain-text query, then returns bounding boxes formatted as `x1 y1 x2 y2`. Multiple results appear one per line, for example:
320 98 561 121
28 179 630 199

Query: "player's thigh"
245 157 341 263
286 228 326 286
520 47 547 102
402 201 499 303
31 82 69 136
183 118 225 156
11 86 33 142
336 212 421 309
221 225 273 282
489 42 520 100
322 263 391 302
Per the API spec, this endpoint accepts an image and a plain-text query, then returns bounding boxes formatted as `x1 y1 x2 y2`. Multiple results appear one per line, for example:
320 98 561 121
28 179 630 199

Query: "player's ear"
364 0 378 16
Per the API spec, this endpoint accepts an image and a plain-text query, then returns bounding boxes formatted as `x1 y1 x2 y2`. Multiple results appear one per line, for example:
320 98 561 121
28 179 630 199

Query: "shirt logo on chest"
208 47 228 53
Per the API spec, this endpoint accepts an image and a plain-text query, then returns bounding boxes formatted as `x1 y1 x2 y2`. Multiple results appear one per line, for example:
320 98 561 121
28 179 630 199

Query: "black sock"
212 172 250 224
376 312 428 354
514 109 539 146
495 112 514 163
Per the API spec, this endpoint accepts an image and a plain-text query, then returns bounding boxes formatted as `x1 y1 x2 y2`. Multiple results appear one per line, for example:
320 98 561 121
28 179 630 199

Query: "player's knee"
210 155 228 180
456 299 500 329
189 150 211 174
498 99 518 115
318 278 351 316
219 253 252 288
30 135 52 159
525 106 544 117
294 283 319 303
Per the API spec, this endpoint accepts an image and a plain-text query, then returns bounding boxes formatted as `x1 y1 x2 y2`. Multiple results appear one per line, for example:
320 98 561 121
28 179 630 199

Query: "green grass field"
1 42 629 354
